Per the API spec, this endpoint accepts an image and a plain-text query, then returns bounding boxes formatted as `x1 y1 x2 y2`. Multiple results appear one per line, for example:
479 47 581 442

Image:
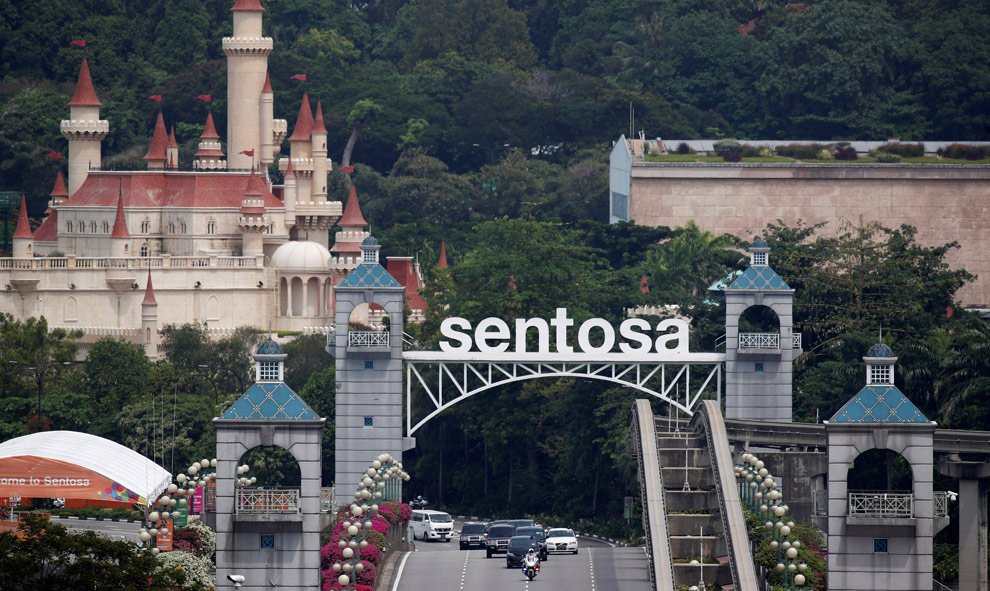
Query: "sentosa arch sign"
403 309 725 435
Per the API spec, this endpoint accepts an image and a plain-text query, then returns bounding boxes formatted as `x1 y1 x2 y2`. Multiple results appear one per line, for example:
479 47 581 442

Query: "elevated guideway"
633 400 758 591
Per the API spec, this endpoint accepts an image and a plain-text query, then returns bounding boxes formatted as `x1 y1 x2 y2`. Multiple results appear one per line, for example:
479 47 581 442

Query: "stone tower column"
141 272 159 359
61 58 109 196
223 1 272 170
311 102 329 202
12 196 33 258
260 73 275 167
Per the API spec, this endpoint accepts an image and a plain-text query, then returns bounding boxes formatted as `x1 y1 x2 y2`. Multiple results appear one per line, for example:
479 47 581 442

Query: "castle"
0 0 426 356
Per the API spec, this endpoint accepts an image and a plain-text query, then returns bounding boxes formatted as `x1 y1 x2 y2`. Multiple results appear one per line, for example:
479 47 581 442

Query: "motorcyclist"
522 547 540 577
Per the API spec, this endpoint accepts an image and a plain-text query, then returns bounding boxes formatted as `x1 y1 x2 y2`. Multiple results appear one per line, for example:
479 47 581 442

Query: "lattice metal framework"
348 331 389 347
236 488 300 515
403 352 724 436
739 333 780 349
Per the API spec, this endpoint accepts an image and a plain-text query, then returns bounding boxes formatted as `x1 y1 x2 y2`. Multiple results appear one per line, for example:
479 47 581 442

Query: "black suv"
459 522 487 550
484 524 516 558
505 535 541 568
514 525 549 561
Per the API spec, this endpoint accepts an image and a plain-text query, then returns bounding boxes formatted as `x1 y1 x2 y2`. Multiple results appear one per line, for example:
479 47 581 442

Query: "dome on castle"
751 238 769 248
270 241 332 272
362 236 380 247
256 338 285 355
866 343 895 358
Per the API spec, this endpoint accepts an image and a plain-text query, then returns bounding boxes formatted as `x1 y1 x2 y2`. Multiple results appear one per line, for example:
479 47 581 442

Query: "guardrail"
848 491 913 518
348 331 389 347
739 333 779 349
793 333 802 349
236 489 300 515
934 491 951 518
0 255 264 270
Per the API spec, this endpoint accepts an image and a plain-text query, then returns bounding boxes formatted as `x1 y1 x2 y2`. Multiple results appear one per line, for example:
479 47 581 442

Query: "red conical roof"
144 113 169 162
13 196 33 239
338 185 367 227
50 171 68 198
142 271 158 306
244 170 268 196
284 158 295 178
288 93 313 142
231 0 265 11
640 275 650 294
201 112 220 139
69 58 101 107
168 126 178 148
110 194 129 239
262 71 273 94
437 241 448 268
313 101 326 133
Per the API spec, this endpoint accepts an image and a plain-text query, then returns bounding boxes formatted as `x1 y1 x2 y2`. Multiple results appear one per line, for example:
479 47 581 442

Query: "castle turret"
260 72 275 167
287 93 314 204
311 101 329 202
239 171 270 257
223 0 272 170
109 194 130 257
141 271 159 359
61 58 109 196
437 241 448 268
50 170 69 207
12 196 33 258
283 158 297 227
166 126 179 169
143 113 169 170
330 186 369 264
194 112 227 170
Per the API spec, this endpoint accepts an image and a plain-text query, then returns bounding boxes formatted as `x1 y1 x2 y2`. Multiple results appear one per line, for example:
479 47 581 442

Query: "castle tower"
50 170 68 208
12 196 33 258
109 194 130 257
334 236 407 494
824 343 940 591
286 93 314 205
437 240 448 268
223 0 272 170
144 113 169 170
239 172 270 257
283 159 297 229
311 101 329 202
61 58 109 196
259 72 275 167
194 112 227 171
724 239 797 422
141 271 159 359
166 126 179 169
329 186 369 265
215 338 324 591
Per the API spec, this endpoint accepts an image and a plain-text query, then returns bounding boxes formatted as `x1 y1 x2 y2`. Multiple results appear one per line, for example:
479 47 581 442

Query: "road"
394 525 653 591
51 516 142 543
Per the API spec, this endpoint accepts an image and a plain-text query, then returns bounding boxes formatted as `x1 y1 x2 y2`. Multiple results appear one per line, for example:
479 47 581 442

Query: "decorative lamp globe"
780 525 791 536
338 575 350 586
151 547 160 556
786 547 798 559
355 563 364 573
342 548 354 559
794 574 806 586
343 563 353 572
348 525 359 536
332 564 341 573
788 564 797 572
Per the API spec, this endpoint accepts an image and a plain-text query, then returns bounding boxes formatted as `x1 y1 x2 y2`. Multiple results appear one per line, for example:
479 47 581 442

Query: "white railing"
236 488 300 515
348 331 389 347
812 489 827 517
321 487 335 512
934 491 951 517
739 332 780 349
793 333 802 349
848 491 913 518
0 255 264 270
933 579 953 591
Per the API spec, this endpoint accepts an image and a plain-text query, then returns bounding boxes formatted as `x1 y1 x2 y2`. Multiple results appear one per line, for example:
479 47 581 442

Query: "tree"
82 338 152 439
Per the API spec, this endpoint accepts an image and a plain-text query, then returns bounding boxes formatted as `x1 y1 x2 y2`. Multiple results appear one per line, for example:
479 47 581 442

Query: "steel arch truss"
404 358 722 437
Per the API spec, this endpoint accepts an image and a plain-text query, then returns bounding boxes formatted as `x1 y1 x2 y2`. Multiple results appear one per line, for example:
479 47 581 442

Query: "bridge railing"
321 487 335 512
792 332 802 349
812 489 827 517
934 491 951 518
236 488 300 515
348 331 389 347
848 491 913 518
631 399 676 591
739 333 780 349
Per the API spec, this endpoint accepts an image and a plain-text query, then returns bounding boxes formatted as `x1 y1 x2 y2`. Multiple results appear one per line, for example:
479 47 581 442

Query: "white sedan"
545 528 578 554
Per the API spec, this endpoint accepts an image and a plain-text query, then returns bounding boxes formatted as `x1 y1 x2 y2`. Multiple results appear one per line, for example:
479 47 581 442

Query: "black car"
459 522 487 550
485 524 516 558
506 518 535 529
505 535 541 568
514 525 549 561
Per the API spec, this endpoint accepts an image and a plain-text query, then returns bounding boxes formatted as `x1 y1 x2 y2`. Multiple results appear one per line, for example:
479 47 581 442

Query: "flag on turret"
148 95 163 103
70 39 87 47
290 74 307 81
195 94 212 103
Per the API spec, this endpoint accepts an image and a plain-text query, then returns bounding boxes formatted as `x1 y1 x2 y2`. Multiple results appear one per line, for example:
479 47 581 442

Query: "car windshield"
547 529 574 538
516 527 544 540
429 514 452 523
489 525 515 537
508 536 536 549
462 524 485 534
507 519 535 528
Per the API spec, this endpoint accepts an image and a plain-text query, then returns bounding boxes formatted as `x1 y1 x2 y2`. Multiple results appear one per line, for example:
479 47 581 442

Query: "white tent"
0 431 172 505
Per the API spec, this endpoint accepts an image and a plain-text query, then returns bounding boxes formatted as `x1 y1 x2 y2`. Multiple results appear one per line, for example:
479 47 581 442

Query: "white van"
409 509 454 542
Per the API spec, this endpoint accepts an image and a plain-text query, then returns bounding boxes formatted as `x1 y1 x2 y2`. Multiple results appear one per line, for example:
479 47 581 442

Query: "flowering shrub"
156 550 215 590
172 522 217 559
321 539 382 567
322 582 372 591
364 529 385 550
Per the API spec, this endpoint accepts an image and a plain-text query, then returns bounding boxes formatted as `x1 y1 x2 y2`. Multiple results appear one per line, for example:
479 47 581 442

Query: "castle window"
180 221 187 234
90 220 97 233
363 249 376 263
752 251 767 266
167 221 175 234
207 220 216 235
102 221 109 233
140 243 149 257
868 364 892 385
258 361 279 381
141 219 150 233
66 221 73 233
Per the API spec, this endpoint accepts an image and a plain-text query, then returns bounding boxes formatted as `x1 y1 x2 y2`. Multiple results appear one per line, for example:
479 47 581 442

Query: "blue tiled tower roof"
221 382 320 421
830 385 929 424
751 238 769 248
866 343 895 358
256 338 284 355
338 264 401 288
727 266 790 290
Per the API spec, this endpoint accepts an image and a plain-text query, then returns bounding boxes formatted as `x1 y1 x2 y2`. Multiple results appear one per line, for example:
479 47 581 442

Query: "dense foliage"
3 0 990 218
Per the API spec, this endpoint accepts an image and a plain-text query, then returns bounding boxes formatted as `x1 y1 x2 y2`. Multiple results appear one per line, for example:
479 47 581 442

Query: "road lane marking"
588 548 596 591
460 550 469 590
391 551 412 591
